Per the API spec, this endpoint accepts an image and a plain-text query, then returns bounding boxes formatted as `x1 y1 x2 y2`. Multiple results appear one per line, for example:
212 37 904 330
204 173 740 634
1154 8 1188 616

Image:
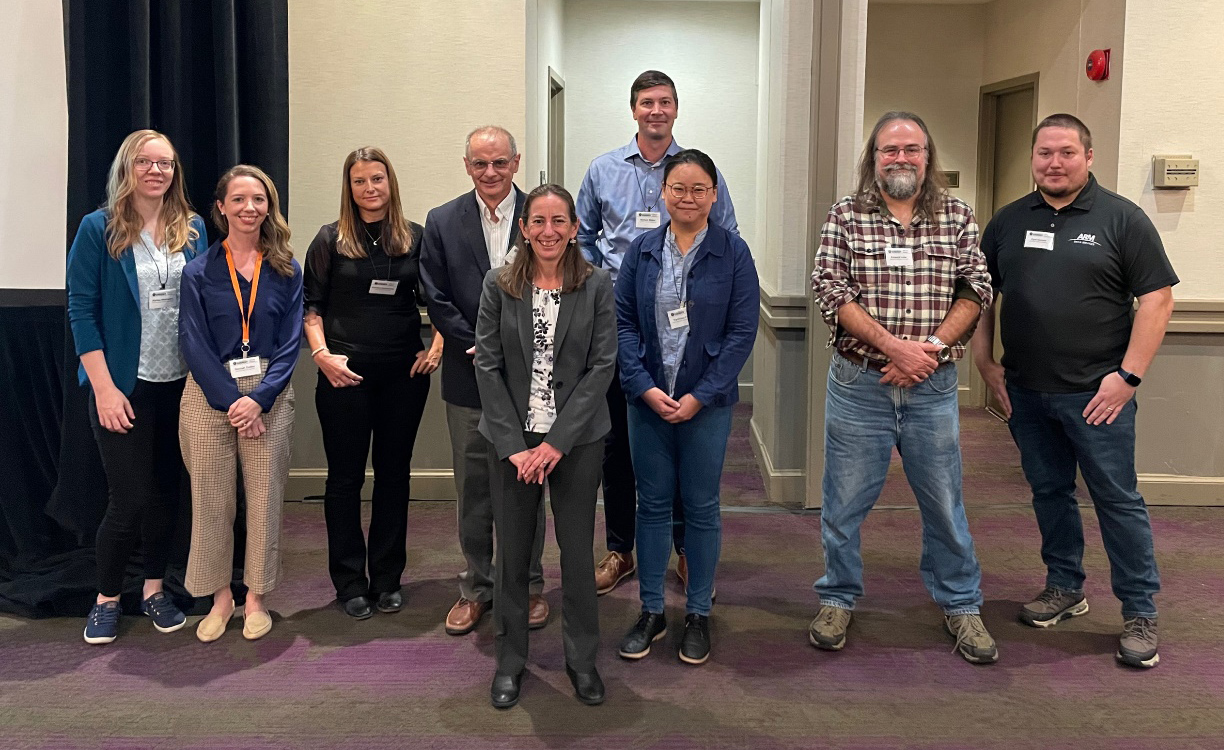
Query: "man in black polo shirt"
973 113 1177 668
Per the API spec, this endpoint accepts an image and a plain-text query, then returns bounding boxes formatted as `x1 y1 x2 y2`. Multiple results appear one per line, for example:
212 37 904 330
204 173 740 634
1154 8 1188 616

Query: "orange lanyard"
223 240 262 356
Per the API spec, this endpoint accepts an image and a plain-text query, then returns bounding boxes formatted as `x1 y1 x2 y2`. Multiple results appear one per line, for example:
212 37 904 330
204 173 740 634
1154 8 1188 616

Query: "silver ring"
1105 407 1115 411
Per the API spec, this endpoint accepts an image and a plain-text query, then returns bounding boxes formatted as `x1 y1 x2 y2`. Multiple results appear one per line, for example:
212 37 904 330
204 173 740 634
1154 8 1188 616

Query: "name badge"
884 246 914 267
667 306 689 330
1024 230 1055 251
636 211 662 229
148 288 177 310
228 357 262 379
369 279 399 295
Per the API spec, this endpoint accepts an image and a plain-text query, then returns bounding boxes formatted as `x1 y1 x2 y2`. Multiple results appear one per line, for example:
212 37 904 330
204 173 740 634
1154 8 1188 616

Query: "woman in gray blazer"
474 184 617 709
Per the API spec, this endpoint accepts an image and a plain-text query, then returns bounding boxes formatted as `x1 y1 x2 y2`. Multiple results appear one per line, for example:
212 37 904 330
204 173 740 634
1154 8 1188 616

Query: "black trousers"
492 434 603 675
315 359 430 600
88 377 186 597
603 363 684 554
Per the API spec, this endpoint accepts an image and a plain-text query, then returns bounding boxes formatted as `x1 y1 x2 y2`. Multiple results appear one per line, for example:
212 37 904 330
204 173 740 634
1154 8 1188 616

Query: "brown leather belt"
837 350 887 372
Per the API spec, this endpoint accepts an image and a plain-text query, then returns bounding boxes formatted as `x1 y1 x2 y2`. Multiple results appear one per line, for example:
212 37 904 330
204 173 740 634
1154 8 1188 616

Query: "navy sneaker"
141 592 187 633
84 601 121 644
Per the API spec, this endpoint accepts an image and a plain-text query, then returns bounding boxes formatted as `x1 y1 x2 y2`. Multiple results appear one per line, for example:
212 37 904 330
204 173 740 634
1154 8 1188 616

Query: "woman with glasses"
179 165 302 642
303 147 442 619
614 149 758 666
67 129 208 644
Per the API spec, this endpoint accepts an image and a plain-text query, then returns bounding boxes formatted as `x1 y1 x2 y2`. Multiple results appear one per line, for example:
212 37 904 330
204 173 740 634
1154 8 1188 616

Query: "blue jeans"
1006 383 1159 618
815 353 983 615
628 401 733 617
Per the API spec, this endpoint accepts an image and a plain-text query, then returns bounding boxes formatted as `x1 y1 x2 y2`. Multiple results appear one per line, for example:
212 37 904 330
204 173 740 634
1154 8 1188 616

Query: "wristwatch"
926 335 952 364
1117 368 1142 387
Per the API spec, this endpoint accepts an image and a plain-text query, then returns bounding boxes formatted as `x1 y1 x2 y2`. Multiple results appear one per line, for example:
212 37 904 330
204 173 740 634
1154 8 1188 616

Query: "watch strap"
1117 368 1142 387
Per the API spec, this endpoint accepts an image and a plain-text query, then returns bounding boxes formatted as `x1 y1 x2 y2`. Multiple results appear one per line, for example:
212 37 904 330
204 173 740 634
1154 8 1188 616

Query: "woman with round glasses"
614 149 758 666
303 147 442 619
67 129 207 644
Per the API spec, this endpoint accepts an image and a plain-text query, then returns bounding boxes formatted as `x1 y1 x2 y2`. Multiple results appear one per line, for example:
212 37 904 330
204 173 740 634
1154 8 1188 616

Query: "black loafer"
342 596 373 620
618 611 667 659
566 665 605 705
490 672 522 709
679 613 710 665
376 591 403 614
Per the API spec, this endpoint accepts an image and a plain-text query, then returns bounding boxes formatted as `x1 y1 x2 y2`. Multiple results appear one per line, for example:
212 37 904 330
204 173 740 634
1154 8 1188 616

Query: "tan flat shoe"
197 602 235 643
243 610 272 640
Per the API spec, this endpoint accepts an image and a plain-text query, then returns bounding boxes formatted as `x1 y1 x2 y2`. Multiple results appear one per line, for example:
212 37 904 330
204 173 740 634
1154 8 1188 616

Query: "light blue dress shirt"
656 227 706 396
576 136 738 282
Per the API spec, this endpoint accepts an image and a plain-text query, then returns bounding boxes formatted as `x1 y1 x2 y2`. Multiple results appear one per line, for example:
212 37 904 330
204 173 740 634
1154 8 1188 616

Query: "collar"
476 189 517 222
623 135 683 165
1027 173 1098 211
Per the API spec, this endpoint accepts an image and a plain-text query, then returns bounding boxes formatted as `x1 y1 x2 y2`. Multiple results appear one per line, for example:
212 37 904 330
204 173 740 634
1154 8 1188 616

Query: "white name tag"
1024 230 1055 251
667 306 689 330
148 288 177 310
885 246 914 267
369 279 399 295
635 211 662 229
228 357 262 378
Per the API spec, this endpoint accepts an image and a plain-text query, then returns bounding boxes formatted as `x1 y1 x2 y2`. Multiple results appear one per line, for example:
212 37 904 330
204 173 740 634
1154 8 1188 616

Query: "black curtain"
0 0 288 618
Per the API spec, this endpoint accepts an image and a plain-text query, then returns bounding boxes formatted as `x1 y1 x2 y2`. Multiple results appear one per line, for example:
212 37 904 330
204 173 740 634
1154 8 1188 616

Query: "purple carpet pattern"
2 406 1222 749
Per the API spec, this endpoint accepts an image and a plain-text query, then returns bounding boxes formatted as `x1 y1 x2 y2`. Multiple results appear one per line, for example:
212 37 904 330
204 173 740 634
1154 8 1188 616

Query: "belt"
837 350 887 372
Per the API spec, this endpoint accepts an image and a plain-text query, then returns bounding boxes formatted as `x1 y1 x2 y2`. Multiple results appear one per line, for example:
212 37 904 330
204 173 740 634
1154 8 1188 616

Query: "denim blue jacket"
66 209 208 394
615 222 759 408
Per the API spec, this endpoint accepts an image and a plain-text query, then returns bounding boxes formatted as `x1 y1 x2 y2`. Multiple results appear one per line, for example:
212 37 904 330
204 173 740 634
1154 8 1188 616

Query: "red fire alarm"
1086 49 1110 81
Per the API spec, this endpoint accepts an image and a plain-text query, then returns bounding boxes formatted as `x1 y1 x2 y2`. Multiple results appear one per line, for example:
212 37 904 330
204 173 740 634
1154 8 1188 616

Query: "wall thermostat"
1152 155 1199 189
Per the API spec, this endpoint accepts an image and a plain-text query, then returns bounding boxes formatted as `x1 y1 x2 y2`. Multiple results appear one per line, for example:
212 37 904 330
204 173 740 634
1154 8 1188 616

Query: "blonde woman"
304 147 442 619
67 129 207 644
179 165 303 642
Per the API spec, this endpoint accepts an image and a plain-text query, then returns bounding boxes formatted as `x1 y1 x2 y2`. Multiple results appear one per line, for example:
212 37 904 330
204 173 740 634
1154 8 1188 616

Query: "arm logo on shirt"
1071 233 1101 247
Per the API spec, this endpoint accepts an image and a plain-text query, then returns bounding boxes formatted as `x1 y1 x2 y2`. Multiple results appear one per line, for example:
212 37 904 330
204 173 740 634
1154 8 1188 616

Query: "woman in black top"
304 147 443 618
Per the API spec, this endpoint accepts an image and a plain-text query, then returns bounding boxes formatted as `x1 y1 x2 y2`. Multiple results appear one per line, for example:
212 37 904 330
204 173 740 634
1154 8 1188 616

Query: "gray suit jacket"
474 267 616 459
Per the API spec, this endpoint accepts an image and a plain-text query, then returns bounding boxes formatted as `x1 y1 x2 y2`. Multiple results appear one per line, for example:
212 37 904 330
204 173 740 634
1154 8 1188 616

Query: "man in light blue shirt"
576 70 739 596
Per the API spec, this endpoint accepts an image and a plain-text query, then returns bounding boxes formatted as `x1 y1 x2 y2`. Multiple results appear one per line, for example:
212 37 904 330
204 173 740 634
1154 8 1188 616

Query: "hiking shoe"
1116 616 1159 668
1019 587 1089 628
141 591 187 633
678 614 711 665
83 601 121 644
808 605 852 651
945 613 999 664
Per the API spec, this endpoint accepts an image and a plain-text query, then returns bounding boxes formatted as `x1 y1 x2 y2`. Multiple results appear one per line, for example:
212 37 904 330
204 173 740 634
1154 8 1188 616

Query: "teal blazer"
66 209 209 394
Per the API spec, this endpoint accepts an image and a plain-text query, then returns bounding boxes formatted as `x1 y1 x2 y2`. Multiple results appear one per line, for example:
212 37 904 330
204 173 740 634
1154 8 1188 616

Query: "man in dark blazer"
420 126 548 635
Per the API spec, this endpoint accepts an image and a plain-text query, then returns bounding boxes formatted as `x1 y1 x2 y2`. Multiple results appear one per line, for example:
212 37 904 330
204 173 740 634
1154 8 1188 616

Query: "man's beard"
1037 174 1088 198
877 163 919 200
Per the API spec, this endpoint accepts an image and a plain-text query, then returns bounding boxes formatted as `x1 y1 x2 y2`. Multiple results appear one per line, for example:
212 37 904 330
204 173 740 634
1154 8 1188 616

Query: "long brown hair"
497 185 592 300
335 147 414 259
853 111 949 221
211 165 295 277
104 129 199 258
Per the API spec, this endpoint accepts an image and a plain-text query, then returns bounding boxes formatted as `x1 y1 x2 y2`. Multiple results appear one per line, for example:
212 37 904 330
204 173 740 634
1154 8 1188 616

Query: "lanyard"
139 236 168 289
223 240 262 356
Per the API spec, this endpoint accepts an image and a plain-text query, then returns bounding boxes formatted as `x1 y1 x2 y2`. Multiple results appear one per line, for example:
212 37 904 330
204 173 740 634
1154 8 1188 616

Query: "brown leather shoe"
676 552 716 602
528 594 549 629
445 597 490 635
595 551 636 595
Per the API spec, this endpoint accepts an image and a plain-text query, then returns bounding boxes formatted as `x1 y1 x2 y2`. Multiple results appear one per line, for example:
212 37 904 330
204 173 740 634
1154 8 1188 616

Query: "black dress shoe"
342 596 374 620
618 611 667 660
679 613 710 665
566 665 605 706
490 672 522 709
376 591 403 614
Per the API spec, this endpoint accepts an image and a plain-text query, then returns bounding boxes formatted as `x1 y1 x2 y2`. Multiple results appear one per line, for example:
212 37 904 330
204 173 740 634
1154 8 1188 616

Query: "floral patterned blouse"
524 285 561 433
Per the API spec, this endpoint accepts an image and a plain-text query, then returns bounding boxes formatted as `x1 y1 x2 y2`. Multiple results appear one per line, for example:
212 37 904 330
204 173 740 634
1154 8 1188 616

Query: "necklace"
363 222 382 247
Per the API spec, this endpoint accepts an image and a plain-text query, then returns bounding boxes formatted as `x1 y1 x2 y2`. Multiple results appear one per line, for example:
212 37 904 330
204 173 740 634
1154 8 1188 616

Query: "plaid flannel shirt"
811 194 992 362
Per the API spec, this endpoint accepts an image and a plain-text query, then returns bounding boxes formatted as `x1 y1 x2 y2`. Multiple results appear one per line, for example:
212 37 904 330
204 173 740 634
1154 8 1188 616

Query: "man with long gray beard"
809 111 997 663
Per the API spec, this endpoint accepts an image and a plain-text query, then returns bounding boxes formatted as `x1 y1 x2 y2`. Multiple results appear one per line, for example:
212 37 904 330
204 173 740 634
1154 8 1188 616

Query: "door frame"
547 67 565 187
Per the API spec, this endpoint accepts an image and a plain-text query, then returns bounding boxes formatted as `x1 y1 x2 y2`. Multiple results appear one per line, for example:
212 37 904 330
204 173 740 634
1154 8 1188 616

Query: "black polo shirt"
982 174 1178 393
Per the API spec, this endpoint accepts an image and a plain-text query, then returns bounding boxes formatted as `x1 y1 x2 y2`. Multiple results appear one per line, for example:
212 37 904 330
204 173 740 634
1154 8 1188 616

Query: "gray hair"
465 126 518 159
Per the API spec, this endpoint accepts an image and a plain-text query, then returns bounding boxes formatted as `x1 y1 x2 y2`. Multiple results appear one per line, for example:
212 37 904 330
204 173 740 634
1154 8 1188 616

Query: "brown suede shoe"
676 552 716 602
595 551 636 595
528 594 549 629
445 597 490 635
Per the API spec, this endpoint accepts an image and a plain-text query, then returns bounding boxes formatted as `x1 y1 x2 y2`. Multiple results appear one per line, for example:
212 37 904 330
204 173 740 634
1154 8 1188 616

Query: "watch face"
938 347 952 363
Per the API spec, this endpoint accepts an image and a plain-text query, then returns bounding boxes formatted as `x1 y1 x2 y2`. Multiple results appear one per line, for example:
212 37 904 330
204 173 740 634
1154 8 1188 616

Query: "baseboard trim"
287 469 457 502
1137 474 1224 505
748 415 806 507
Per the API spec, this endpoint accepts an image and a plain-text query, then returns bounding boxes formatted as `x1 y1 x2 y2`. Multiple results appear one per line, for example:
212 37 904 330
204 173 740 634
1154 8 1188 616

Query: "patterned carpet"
2 407 1222 749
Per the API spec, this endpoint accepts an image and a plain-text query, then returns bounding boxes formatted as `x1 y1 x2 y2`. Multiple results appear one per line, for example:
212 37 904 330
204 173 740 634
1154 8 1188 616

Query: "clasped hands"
642 388 703 424
228 395 265 439
509 441 563 484
878 339 945 387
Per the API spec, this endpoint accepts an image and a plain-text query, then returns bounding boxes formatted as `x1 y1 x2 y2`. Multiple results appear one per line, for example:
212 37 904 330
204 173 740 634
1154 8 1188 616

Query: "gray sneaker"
808 605 851 651
1019 587 1089 628
945 613 998 664
1116 616 1159 668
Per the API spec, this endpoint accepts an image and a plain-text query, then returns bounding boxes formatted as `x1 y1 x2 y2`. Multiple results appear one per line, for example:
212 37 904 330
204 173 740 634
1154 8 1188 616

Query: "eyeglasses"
876 145 927 160
664 183 714 200
468 158 513 172
134 157 175 172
